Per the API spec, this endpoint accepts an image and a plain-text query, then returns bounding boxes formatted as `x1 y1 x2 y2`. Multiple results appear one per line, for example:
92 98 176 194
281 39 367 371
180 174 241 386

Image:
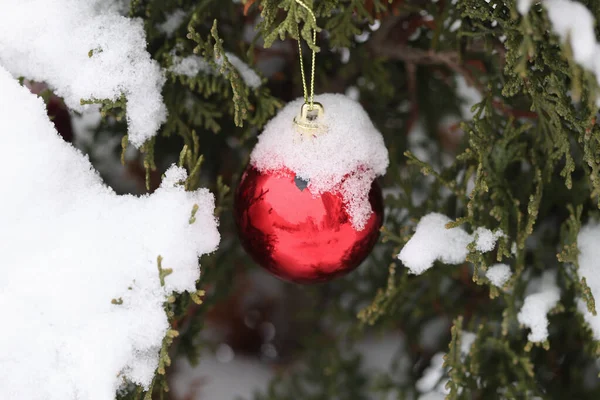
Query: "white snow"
399 213 470 274
577 222 600 340
536 0 600 107
486 263 512 287
456 75 482 120
0 66 220 399
416 330 474 399
545 0 596 69
517 271 560 342
225 53 262 89
158 9 187 37
449 19 461 32
519 0 600 107
460 331 476 355
474 227 504 252
416 353 446 394
0 0 167 147
170 52 262 89
398 213 503 275
517 0 536 14
170 55 213 77
250 93 389 230
171 355 274 400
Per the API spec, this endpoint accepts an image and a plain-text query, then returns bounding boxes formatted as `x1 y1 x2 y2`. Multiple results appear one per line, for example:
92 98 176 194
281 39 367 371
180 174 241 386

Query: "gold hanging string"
294 0 317 109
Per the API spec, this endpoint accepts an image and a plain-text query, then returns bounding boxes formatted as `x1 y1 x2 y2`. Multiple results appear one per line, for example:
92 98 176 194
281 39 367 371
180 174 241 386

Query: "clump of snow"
577 222 600 340
170 55 213 77
545 0 595 69
416 353 447 394
250 93 389 230
449 19 461 32
158 9 188 37
486 263 512 287
474 227 504 252
416 331 474 399
460 331 477 354
0 0 167 147
170 52 262 89
398 213 503 274
517 271 560 342
456 75 482 120
519 0 600 107
0 67 220 399
399 213 470 274
226 53 262 89
345 85 360 101
535 0 600 107
517 0 536 14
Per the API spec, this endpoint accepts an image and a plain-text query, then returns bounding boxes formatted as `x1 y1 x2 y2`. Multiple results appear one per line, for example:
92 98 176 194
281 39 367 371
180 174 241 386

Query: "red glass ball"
234 166 384 284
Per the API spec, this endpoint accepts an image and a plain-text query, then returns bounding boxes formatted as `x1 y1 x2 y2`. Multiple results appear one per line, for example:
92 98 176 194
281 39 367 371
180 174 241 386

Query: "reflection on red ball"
234 166 384 284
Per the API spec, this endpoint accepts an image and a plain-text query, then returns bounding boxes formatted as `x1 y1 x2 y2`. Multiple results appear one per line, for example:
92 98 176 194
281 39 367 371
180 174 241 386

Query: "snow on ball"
249 93 389 230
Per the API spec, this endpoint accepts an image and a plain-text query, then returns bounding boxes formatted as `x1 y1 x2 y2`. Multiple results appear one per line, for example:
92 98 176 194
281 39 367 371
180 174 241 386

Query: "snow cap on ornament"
250 93 389 230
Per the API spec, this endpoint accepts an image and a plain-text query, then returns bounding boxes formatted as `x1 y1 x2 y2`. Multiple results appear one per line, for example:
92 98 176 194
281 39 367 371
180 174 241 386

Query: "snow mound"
486 263 512 287
517 271 560 343
0 0 166 147
474 227 504 252
0 66 219 400
398 213 502 274
250 93 389 230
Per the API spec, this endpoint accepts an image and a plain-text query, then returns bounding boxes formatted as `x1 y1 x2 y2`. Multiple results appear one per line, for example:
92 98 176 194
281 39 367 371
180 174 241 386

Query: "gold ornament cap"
293 102 326 135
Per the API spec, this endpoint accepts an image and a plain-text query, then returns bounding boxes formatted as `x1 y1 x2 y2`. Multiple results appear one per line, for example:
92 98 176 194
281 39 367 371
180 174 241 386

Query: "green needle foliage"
74 0 600 398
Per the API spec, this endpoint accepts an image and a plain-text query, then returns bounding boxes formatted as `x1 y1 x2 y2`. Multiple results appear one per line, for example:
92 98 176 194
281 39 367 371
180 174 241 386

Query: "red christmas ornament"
234 166 384 284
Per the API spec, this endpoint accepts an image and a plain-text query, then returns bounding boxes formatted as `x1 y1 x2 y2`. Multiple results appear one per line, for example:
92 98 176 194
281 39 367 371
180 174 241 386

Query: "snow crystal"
486 263 512 287
170 52 261 89
577 222 600 340
158 9 187 37
517 271 560 342
0 67 220 400
250 93 389 230
0 0 167 147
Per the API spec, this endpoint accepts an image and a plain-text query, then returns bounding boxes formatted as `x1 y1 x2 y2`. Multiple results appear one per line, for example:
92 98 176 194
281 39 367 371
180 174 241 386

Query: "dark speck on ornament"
294 175 309 191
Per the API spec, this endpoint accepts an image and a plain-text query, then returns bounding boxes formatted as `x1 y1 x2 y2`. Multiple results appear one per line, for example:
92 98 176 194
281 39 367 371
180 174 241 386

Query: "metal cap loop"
293 102 325 134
